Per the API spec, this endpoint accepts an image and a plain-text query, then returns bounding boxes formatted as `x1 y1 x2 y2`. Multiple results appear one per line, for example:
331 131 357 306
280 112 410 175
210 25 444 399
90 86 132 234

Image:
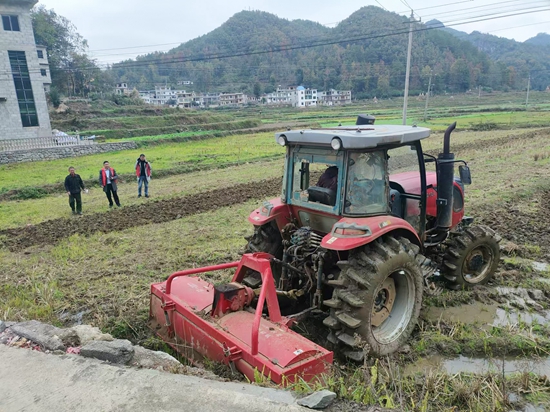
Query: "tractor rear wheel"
244 221 283 258
323 236 424 359
442 225 501 289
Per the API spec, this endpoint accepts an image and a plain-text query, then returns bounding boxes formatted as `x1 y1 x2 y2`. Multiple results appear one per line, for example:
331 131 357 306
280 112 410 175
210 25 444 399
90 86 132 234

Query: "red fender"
321 215 421 251
248 198 291 227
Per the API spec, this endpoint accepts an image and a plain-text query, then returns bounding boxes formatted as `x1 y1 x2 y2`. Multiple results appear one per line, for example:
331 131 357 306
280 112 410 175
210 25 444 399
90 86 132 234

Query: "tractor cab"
279 126 430 233
253 120 444 251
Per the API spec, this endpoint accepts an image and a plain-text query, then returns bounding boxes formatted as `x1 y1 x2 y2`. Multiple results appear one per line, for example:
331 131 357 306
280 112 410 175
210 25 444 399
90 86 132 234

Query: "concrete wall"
0 142 138 164
0 0 52 140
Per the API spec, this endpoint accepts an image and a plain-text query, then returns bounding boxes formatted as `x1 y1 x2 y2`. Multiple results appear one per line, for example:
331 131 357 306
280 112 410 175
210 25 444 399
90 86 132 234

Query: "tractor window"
292 156 340 207
387 145 422 231
344 152 388 215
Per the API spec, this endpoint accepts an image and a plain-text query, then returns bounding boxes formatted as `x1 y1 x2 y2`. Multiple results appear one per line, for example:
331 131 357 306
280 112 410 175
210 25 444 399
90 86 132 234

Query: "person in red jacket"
98 161 121 208
135 154 152 198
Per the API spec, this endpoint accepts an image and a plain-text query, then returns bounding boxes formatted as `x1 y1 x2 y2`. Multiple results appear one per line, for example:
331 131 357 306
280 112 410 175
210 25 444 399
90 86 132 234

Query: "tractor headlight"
277 135 287 146
331 137 342 150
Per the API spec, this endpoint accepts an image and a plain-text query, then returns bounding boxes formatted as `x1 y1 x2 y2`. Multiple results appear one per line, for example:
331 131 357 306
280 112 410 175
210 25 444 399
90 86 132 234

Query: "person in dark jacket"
64 166 87 215
99 161 121 208
316 166 338 191
135 154 152 198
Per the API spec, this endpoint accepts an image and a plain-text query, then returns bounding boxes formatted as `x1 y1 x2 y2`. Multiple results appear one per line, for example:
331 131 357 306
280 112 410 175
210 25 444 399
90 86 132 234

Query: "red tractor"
150 117 500 383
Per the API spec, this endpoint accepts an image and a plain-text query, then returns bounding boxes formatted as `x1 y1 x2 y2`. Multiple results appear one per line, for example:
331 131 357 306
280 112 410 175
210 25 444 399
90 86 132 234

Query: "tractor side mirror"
459 165 472 185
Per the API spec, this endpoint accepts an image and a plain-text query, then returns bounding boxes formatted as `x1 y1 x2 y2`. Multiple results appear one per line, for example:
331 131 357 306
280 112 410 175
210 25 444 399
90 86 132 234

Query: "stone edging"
0 142 138 164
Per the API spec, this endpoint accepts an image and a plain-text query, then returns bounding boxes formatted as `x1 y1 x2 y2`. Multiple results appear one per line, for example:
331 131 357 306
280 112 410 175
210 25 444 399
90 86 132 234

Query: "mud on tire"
323 236 424 359
244 221 283 258
442 225 501 289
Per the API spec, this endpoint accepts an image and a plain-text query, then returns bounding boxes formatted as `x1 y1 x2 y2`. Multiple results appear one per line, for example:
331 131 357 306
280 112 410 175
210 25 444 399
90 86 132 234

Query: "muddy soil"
0 178 281 251
477 190 550 259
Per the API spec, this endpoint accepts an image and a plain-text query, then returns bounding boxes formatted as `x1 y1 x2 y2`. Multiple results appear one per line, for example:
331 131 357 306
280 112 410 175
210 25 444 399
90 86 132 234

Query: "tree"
253 82 262 98
450 59 471 92
31 6 109 97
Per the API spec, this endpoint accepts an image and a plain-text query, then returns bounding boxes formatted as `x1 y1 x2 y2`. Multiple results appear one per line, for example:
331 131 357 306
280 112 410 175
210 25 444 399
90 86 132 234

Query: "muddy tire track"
0 178 282 250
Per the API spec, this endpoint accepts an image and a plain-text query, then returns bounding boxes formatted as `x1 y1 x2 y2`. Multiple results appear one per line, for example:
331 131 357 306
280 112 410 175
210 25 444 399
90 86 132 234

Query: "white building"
263 86 318 108
294 86 317 107
0 0 52 139
115 82 130 95
264 86 296 105
318 89 352 106
219 92 246 106
138 85 179 106
176 90 195 108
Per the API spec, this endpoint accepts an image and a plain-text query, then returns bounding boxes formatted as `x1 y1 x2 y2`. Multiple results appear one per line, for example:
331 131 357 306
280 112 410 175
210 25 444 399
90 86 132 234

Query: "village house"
318 89 352 106
294 86 317 107
219 92 246 106
0 0 52 140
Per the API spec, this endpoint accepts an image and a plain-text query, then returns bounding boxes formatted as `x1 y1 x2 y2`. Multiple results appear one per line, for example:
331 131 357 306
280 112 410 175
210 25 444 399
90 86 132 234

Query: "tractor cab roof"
276 125 431 150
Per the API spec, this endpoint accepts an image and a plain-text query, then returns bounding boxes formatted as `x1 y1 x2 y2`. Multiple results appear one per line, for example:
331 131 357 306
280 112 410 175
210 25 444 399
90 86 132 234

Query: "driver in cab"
317 166 338 191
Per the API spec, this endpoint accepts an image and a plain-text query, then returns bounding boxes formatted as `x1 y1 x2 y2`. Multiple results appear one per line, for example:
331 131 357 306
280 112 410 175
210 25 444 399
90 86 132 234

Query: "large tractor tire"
323 236 424 360
244 221 283 284
244 221 283 258
442 225 501 289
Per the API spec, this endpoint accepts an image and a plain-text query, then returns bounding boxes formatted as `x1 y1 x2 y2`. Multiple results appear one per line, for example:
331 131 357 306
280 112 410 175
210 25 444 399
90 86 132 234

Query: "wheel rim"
372 269 415 345
462 245 494 284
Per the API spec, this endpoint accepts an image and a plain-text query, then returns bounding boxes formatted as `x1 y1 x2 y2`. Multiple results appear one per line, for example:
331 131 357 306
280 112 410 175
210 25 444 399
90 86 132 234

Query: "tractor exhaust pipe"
436 122 457 231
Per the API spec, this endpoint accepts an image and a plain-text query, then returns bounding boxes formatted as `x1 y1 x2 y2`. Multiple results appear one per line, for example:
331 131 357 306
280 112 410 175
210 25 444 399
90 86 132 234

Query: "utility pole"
402 11 420 125
525 74 531 108
423 70 433 123
478 85 481 98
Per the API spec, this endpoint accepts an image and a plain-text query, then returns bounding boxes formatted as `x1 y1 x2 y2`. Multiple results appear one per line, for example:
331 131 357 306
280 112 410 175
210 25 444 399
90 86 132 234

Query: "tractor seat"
389 189 404 218
307 187 336 206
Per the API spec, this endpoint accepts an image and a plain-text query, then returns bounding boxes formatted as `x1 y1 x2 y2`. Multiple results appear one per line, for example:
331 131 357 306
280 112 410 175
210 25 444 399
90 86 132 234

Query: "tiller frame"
149 253 333 384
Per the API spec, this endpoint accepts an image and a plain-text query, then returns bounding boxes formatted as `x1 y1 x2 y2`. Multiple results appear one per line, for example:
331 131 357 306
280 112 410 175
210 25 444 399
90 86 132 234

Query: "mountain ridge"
111 7 550 97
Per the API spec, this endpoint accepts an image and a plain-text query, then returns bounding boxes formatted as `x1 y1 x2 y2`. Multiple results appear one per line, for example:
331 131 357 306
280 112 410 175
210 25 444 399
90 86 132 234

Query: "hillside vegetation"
112 7 550 97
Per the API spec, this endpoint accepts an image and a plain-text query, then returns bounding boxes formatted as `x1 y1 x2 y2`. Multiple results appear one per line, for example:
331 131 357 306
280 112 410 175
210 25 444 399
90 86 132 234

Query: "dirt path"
0 178 281 251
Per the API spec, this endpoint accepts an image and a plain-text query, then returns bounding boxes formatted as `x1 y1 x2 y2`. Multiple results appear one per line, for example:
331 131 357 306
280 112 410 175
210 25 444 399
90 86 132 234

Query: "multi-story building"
196 92 219 107
176 90 195 108
264 86 296 105
115 82 130 95
318 89 352 106
294 86 317 107
219 92 246 106
0 0 52 139
35 44 51 93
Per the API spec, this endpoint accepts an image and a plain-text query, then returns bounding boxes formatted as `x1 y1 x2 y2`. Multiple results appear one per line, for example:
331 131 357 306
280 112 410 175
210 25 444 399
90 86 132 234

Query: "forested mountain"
525 33 550 46
111 7 550 97
428 20 550 91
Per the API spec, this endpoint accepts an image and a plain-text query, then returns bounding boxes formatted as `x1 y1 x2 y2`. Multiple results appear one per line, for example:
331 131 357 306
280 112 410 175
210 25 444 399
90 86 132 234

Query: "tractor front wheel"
442 225 501 289
324 236 424 359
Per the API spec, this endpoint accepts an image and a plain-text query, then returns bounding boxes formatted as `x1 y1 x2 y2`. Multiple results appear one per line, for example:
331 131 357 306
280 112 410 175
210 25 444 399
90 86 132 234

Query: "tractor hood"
276 125 430 150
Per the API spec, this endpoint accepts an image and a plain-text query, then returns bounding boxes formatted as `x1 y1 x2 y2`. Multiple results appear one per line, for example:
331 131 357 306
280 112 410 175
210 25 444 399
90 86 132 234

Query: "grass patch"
0 132 284 192
0 199 259 339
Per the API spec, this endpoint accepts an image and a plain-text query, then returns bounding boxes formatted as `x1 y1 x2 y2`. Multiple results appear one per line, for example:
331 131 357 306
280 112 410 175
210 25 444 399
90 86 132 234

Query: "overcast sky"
39 0 550 63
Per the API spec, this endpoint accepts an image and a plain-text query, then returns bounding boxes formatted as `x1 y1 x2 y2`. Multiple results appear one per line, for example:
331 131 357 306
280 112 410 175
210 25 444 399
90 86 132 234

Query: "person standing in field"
99 161 121 208
64 166 87 215
135 153 152 198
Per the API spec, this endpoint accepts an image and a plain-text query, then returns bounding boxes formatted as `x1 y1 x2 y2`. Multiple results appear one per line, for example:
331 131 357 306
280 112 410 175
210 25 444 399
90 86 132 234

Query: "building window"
8 51 39 127
37 50 44 59
2 15 20 31
40 69 47 76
